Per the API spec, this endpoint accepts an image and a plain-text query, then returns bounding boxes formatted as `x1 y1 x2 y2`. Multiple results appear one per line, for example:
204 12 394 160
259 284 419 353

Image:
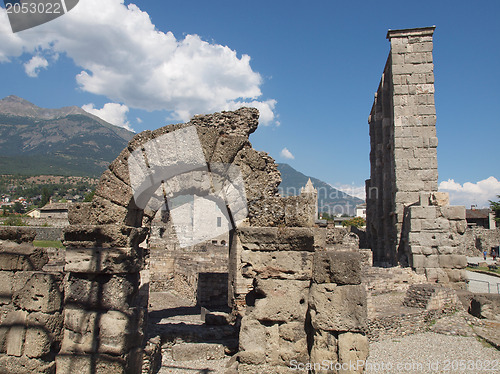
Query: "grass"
33 240 64 248
467 266 500 276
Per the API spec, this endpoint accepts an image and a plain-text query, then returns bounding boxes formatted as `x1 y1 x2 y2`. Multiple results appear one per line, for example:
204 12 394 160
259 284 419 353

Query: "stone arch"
61 108 282 372
70 107 280 230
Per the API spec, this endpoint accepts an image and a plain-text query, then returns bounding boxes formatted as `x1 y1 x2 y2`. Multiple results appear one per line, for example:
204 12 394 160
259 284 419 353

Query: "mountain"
277 163 364 216
0 96 134 176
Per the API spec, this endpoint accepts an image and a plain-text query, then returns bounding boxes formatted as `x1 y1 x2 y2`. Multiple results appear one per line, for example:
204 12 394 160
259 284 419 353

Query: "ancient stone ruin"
366 27 468 287
0 26 492 374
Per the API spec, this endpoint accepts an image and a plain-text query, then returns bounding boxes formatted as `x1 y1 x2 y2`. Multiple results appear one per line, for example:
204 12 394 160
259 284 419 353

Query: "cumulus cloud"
439 176 500 208
280 147 295 160
0 0 276 124
24 55 48 77
82 102 133 131
334 184 366 200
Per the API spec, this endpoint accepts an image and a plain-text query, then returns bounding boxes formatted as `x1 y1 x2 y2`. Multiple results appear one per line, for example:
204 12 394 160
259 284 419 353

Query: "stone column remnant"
366 27 467 286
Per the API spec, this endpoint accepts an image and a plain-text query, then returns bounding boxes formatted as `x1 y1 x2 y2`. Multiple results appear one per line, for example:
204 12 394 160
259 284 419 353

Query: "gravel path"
366 332 500 374
467 271 500 294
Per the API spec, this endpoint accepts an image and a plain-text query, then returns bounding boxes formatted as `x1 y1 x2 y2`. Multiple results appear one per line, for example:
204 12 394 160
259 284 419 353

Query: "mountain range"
0 95 134 176
0 95 363 212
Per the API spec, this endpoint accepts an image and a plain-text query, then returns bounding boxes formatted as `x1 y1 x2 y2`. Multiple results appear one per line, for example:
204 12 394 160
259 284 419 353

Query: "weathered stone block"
61 308 140 355
64 225 148 249
0 272 12 305
312 252 361 285
55 353 127 374
68 197 140 227
338 332 369 373
310 329 338 370
253 279 309 322
24 326 51 358
438 255 467 269
430 192 448 206
65 247 142 274
421 218 450 231
0 227 36 244
308 284 366 332
94 170 133 208
409 206 437 220
237 227 315 252
0 242 48 271
0 355 55 374
240 250 312 280
13 272 63 313
64 273 139 311
239 317 267 352
4 310 27 357
441 206 466 220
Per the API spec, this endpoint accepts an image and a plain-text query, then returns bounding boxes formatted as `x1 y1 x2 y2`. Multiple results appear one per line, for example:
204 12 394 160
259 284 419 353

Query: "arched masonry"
55 107 368 373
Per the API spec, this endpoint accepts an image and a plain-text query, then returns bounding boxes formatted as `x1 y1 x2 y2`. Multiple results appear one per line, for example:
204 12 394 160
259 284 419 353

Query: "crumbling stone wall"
237 228 368 373
0 107 369 373
0 228 63 374
366 27 468 285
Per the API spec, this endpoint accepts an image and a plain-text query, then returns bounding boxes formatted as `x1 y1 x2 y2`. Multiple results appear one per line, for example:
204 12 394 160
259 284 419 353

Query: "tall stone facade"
366 27 467 286
366 27 438 266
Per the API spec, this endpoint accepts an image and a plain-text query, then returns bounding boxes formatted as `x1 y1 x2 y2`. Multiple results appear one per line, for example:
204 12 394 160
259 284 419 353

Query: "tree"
342 216 366 228
39 187 51 207
490 195 500 223
12 202 24 214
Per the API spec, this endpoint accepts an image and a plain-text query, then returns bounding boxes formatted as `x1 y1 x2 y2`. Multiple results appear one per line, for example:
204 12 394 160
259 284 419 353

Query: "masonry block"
65 247 142 274
252 279 309 323
0 243 48 271
441 206 466 220
312 252 361 285
308 284 366 332
13 272 63 313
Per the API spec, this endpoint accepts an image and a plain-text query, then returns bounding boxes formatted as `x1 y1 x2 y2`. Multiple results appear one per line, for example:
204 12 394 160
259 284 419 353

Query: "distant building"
39 203 68 219
355 203 367 219
466 207 496 229
26 208 41 218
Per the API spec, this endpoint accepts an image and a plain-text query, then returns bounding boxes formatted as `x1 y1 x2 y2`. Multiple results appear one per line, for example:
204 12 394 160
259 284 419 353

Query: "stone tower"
301 178 318 220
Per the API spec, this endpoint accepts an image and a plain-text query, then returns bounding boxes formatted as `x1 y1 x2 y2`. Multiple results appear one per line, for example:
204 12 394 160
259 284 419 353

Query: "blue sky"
0 0 499 207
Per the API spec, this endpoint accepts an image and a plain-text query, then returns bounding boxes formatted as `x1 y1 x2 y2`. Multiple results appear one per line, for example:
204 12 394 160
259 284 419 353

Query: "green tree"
12 202 24 214
490 195 500 223
39 187 51 207
342 216 366 228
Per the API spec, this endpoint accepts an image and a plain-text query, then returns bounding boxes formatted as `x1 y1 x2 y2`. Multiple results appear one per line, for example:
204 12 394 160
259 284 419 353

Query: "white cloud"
24 55 48 77
280 147 295 160
136 117 143 124
334 184 366 200
82 102 133 131
0 0 276 124
439 176 500 208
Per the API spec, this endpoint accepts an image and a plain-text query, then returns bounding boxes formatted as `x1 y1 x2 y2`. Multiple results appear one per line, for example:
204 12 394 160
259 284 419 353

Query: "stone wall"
367 26 438 266
463 227 500 256
236 227 368 373
0 228 63 373
400 193 468 287
366 27 469 285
